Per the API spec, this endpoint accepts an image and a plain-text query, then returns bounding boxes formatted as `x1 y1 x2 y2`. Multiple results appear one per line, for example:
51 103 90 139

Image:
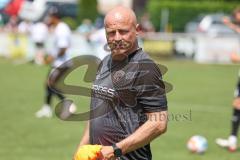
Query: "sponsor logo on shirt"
92 84 115 98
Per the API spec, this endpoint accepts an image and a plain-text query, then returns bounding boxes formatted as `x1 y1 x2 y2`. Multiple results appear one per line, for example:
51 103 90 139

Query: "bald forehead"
104 6 137 27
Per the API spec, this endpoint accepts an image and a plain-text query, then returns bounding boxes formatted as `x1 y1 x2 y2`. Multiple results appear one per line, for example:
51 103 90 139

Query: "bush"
62 17 78 30
147 0 239 32
78 0 98 24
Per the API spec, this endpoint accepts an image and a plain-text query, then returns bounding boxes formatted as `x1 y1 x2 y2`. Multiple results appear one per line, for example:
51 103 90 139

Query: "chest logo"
113 70 125 83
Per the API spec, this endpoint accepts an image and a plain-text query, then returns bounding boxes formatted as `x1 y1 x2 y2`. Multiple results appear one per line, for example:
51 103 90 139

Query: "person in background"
18 19 32 34
4 15 18 33
77 19 95 37
216 7 240 152
140 13 155 33
30 20 48 65
35 7 76 118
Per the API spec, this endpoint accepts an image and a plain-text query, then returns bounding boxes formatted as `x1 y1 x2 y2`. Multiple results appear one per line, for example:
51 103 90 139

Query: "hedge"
147 0 240 32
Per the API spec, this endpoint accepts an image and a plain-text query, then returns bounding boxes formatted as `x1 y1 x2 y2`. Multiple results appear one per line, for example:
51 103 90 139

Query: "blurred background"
0 0 240 160
0 0 240 63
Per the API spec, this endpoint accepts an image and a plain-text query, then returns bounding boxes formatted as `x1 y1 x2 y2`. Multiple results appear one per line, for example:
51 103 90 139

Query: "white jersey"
52 22 72 68
30 22 48 43
18 21 32 34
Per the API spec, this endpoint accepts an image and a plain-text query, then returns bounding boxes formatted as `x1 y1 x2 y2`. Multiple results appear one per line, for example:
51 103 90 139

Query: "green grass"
0 58 239 160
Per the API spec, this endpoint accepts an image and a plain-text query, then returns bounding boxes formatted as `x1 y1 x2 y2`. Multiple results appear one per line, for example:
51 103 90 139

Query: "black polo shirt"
89 48 167 160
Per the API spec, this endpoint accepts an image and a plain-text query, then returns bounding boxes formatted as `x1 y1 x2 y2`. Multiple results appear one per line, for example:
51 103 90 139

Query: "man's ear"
136 24 141 35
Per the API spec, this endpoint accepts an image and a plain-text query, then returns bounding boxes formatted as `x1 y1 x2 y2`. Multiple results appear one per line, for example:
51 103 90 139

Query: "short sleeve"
135 60 168 112
56 32 70 49
55 24 71 49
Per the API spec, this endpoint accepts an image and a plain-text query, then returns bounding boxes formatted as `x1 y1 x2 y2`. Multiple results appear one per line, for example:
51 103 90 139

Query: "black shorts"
35 42 44 49
48 67 69 85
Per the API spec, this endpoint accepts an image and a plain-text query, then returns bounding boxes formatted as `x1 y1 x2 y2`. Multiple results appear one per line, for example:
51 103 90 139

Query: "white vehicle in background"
176 13 236 58
198 13 235 35
19 0 77 21
185 13 235 35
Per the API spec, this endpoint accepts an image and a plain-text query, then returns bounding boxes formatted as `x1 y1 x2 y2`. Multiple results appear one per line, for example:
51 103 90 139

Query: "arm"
44 48 66 64
101 60 167 159
117 111 168 154
222 17 240 63
73 121 90 158
100 111 168 158
222 16 240 33
79 121 90 146
58 48 67 57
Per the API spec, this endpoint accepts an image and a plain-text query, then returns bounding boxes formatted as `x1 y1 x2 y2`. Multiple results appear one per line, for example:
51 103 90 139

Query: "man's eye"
108 31 115 36
119 30 128 34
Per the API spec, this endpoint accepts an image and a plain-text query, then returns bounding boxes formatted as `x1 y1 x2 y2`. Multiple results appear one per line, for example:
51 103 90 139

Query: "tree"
78 0 98 24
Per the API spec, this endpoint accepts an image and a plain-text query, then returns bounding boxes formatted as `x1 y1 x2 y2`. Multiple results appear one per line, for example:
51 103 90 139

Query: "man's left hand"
100 146 115 160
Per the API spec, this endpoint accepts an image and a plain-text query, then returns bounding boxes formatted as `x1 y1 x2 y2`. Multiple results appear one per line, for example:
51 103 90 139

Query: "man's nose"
114 31 122 41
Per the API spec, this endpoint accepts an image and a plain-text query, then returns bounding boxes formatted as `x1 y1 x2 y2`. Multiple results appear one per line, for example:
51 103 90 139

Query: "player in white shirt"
36 8 75 118
30 21 48 64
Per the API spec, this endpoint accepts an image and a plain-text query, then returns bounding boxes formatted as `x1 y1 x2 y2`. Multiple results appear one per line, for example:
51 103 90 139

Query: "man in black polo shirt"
75 6 168 160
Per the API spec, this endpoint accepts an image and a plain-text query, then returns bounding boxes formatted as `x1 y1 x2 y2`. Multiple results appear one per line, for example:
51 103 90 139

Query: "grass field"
0 58 240 160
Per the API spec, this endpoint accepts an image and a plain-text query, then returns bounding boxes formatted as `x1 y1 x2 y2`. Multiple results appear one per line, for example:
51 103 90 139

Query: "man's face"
47 15 57 26
105 18 138 59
